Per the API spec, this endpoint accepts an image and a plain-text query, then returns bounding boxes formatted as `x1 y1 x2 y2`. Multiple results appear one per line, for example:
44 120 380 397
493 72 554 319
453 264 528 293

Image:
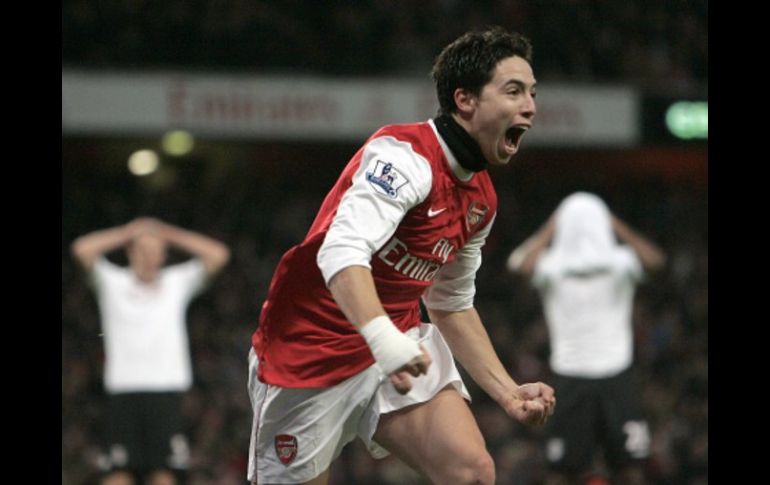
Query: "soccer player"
72 217 230 485
508 192 666 485
248 27 555 485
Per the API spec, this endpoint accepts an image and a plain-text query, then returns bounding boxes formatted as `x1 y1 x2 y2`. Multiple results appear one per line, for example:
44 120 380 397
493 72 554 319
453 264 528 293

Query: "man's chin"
490 154 514 166
137 272 157 283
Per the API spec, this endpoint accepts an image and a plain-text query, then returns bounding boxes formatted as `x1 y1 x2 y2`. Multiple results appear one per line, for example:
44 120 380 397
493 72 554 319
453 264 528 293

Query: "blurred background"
62 1 707 484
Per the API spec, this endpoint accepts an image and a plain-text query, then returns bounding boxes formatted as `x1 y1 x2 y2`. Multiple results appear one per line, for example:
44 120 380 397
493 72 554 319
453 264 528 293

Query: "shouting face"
461 56 537 166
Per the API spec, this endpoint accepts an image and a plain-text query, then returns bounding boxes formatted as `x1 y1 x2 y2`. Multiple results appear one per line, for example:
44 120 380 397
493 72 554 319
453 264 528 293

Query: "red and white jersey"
252 120 498 387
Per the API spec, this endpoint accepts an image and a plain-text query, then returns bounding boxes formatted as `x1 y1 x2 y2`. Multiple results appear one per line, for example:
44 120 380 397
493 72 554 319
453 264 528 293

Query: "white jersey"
533 247 642 378
92 257 207 393
531 193 645 378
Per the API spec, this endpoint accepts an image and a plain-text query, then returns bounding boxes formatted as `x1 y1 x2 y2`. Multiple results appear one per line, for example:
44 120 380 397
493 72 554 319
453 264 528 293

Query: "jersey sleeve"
615 245 644 282
317 135 433 285
166 258 209 301
533 245 644 290
421 214 496 312
90 256 119 292
532 252 554 290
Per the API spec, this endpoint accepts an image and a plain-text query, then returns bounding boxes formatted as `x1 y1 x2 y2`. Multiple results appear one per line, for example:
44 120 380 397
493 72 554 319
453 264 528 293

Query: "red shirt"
253 120 497 387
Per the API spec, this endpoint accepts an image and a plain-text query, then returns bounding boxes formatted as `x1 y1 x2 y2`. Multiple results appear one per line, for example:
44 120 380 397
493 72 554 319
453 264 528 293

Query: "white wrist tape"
359 315 422 375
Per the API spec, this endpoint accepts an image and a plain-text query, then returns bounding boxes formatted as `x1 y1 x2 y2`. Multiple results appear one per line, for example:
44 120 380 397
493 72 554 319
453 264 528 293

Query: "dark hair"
431 27 533 115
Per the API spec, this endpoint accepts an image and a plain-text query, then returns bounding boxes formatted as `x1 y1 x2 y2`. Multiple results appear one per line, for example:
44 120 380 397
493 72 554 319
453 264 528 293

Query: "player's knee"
101 470 135 485
444 450 495 485
474 451 496 485
466 451 495 485
615 465 645 485
146 469 177 485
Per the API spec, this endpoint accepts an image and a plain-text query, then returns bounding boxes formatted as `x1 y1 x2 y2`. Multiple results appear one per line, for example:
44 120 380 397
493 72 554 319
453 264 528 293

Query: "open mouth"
505 125 529 151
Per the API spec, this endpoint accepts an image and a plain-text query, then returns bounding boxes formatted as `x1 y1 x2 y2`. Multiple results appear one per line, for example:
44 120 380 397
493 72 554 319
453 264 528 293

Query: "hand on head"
126 217 165 240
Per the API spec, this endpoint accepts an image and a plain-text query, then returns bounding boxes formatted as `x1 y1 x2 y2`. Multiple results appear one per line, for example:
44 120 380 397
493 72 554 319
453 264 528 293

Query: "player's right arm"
70 220 144 272
328 266 431 394
506 213 556 277
317 135 434 393
611 214 666 272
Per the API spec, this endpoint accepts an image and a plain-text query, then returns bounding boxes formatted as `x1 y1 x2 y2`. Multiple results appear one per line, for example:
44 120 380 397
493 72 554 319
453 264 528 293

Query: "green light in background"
665 101 708 140
162 130 195 156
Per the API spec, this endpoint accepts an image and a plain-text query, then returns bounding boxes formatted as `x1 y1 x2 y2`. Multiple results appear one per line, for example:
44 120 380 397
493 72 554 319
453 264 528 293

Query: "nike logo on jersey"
428 207 447 217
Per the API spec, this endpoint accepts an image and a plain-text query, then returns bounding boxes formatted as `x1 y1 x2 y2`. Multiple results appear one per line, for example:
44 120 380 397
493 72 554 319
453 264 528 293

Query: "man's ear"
453 88 477 116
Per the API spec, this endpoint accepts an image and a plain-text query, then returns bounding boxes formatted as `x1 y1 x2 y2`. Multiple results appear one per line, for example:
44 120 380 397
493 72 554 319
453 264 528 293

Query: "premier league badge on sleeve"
366 160 410 198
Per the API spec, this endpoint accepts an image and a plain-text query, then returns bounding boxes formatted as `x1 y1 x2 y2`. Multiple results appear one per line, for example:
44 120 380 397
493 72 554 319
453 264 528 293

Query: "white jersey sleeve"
533 245 644 290
91 256 122 291
164 258 209 301
615 246 644 282
422 213 496 312
532 254 553 290
318 136 433 285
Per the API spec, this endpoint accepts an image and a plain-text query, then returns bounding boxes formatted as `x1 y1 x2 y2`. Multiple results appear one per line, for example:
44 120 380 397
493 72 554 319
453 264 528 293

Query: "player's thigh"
250 366 382 484
105 393 145 471
544 375 597 472
143 392 189 472
373 386 491 481
600 369 650 468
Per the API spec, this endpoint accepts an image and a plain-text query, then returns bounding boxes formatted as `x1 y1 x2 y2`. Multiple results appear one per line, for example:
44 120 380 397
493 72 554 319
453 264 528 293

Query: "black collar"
433 113 488 173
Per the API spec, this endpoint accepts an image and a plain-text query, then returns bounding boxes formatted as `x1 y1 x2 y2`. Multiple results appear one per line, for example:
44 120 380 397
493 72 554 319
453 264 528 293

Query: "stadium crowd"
63 0 706 90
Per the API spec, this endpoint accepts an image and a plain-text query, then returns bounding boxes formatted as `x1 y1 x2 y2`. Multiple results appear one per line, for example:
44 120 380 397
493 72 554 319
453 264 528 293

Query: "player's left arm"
506 212 556 277
611 214 666 273
428 306 555 426
424 215 554 425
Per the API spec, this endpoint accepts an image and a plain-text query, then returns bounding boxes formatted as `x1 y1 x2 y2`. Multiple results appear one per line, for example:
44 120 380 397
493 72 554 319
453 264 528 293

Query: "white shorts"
247 323 470 484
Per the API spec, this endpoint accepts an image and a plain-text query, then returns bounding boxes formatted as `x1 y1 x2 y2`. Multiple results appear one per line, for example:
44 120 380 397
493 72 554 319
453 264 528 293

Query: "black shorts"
544 367 650 473
103 391 190 474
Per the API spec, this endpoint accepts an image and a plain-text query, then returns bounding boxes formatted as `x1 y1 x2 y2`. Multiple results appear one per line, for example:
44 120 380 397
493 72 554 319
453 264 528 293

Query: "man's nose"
522 94 536 119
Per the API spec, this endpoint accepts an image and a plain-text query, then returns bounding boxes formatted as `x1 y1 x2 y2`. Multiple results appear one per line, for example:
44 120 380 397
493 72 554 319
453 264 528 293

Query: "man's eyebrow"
503 79 537 90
